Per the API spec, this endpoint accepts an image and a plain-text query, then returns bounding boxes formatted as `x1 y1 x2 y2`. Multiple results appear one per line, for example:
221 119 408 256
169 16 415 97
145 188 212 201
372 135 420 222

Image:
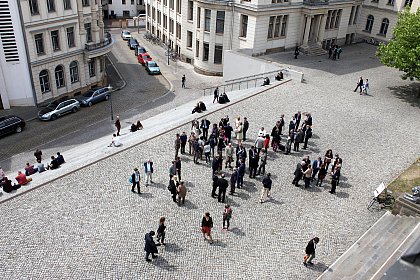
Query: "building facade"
18 0 113 105
144 0 418 75
0 0 35 109
102 0 145 18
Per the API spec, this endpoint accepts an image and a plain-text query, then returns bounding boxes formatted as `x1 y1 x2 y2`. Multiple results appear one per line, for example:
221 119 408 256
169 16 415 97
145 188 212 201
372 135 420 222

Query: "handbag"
128 176 133 184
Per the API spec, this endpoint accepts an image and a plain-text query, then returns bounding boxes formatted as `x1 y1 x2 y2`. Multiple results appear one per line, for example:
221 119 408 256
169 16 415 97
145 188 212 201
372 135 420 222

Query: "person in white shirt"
362 79 369 95
258 127 267 138
144 160 154 185
109 134 122 147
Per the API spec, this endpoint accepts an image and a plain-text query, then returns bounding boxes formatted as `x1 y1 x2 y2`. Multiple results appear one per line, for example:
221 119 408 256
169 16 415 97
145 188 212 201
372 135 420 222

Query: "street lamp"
108 84 114 121
165 43 171 65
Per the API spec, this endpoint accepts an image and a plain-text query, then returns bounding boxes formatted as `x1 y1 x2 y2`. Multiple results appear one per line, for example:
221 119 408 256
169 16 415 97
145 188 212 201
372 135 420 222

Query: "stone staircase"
317 212 420 280
301 43 327 56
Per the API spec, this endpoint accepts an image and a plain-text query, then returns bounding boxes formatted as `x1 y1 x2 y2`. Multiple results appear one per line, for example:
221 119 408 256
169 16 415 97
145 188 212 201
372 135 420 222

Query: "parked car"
76 87 110 107
138 53 153 65
128 38 139 49
38 98 80 121
135 46 147 56
121 30 132 40
0 115 25 136
145 61 161 75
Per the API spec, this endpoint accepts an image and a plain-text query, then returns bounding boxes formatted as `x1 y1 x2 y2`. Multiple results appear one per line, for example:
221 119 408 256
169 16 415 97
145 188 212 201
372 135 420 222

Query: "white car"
121 30 132 40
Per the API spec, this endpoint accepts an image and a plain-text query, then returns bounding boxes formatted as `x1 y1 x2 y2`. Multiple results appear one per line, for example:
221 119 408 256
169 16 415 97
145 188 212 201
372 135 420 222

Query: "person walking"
181 74 186 88
212 174 219 198
177 181 187 205
34 149 42 162
174 133 181 158
257 149 267 176
222 205 232 230
303 237 320 267
218 174 228 203
144 231 160 262
144 159 154 186
201 212 214 244
131 168 141 194
213 87 219 103
115 116 121 136
260 173 272 203
294 46 300 59
156 217 166 245
354 77 364 93
230 168 237 195
362 78 369 95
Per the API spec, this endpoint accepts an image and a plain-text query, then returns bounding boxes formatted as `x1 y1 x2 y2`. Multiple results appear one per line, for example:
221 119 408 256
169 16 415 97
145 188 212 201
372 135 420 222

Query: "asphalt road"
0 31 168 165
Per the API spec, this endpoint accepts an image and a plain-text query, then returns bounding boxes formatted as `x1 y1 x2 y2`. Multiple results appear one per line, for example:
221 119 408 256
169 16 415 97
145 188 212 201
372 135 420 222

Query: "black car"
128 38 139 49
135 46 147 56
0 115 26 136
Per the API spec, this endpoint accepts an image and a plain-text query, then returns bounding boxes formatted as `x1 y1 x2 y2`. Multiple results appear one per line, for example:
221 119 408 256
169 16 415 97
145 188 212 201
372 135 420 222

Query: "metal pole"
167 44 170 65
110 93 114 121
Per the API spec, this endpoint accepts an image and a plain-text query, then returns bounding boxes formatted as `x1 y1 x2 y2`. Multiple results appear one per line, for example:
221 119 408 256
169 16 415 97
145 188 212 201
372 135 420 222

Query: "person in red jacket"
15 171 29 185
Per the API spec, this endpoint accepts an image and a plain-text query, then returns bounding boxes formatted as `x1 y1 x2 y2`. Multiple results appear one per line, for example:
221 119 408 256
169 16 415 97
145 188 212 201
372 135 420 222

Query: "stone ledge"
392 195 420 217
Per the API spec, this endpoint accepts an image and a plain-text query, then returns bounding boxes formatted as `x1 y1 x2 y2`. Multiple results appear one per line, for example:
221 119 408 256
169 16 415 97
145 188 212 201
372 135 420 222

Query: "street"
0 31 169 168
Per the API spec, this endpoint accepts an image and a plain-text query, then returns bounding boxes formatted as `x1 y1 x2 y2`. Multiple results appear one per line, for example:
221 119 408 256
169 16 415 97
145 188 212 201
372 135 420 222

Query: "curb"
106 53 127 91
0 80 289 205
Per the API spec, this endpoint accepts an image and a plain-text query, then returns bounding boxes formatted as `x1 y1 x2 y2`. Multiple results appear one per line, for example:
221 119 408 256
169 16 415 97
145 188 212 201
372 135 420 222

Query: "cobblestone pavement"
0 44 419 279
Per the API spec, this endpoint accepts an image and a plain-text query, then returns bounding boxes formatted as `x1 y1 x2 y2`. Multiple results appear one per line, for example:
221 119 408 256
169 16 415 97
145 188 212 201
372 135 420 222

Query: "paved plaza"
0 44 419 279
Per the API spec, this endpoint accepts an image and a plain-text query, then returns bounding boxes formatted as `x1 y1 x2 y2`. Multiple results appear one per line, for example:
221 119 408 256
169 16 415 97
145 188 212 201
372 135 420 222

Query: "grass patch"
388 158 420 197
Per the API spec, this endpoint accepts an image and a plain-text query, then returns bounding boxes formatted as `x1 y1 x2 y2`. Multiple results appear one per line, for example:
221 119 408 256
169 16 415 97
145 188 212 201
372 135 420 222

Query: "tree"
376 8 420 82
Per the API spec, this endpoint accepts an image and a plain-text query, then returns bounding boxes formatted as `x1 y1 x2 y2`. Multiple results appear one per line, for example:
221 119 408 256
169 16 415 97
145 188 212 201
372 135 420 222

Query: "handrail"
85 32 112 51
203 68 288 96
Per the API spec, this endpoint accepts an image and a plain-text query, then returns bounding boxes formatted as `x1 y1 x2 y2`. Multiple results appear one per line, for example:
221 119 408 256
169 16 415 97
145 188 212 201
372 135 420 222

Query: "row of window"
325 9 341 30
195 41 223 64
365 15 389 35
29 0 91 15
39 59 98 93
109 0 136 4
348 5 360 26
267 15 288 39
376 0 412 6
34 24 92 55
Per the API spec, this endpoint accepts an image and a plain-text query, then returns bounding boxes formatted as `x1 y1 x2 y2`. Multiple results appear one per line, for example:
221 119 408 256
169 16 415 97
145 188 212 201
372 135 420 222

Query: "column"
318 14 327 45
303 15 312 46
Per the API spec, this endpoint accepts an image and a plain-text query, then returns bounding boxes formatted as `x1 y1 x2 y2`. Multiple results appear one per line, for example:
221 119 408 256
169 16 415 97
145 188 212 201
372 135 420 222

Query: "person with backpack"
222 205 232 230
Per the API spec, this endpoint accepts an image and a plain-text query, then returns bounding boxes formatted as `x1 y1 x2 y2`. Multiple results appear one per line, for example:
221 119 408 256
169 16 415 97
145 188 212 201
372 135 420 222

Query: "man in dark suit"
218 174 229 203
243 117 249 141
292 161 303 186
230 168 237 195
144 231 160 262
303 125 312 149
354 77 363 93
200 118 211 140
303 237 319 266
144 160 154 185
237 160 245 189
294 111 302 131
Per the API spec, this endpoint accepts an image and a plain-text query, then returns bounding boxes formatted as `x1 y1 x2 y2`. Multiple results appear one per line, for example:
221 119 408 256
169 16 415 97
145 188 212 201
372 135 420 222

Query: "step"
371 217 420 280
317 213 420 280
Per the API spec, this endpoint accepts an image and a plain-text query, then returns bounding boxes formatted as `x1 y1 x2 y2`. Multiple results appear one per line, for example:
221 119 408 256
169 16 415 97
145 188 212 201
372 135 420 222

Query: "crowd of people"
134 111 341 264
0 149 65 193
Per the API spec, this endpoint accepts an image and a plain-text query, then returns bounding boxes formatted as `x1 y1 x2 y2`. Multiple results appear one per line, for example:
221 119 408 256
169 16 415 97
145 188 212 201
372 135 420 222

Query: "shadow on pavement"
151 256 177 271
388 83 420 109
230 227 246 237
163 242 184 254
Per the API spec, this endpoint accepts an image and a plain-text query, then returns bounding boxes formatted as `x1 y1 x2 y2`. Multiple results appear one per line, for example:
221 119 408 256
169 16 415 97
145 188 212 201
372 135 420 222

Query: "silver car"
76 87 110 107
38 99 80 121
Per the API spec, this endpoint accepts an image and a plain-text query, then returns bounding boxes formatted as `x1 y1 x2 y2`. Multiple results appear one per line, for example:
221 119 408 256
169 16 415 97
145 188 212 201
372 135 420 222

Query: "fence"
203 69 287 96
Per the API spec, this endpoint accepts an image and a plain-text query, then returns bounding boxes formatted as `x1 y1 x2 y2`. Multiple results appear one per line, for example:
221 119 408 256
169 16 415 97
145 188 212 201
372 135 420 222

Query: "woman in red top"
15 171 29 185
201 212 214 244
264 134 270 150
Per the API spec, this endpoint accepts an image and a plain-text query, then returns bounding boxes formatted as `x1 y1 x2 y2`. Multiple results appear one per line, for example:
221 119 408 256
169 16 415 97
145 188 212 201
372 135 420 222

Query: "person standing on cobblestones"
223 205 232 230
156 217 166 245
212 174 219 198
303 237 319 267
188 132 196 155
292 161 304 187
115 116 121 136
243 117 249 141
145 231 160 262
131 168 141 194
175 157 182 180
169 161 177 180
175 133 181 158
218 174 228 203
144 160 154 186
182 74 186 88
230 168 237 195
180 131 188 154
201 212 214 244
260 173 272 203
225 143 234 169
200 118 211 140
237 160 245 189
177 181 187 205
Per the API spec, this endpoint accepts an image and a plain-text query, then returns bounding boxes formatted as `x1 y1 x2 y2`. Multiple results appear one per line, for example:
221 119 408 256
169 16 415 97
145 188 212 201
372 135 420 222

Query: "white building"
144 0 418 76
0 0 35 109
102 0 145 18
9 0 114 106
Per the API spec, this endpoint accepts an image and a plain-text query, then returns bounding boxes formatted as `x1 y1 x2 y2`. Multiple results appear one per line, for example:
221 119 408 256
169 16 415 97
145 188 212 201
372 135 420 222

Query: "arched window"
39 70 50 93
55 65 65 88
380 18 389 35
69 61 79 83
365 15 374 33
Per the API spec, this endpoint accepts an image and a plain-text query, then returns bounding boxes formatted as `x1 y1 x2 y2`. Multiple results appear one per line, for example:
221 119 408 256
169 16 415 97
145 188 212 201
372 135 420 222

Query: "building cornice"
24 15 79 29
30 49 85 67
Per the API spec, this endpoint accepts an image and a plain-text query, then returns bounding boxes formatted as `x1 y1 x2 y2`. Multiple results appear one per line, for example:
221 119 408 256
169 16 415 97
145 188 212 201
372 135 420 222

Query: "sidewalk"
0 80 289 203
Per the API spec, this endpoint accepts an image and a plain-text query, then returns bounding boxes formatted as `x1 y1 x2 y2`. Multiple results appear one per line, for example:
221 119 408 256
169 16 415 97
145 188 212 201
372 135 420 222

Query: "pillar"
303 15 312 46
318 14 327 45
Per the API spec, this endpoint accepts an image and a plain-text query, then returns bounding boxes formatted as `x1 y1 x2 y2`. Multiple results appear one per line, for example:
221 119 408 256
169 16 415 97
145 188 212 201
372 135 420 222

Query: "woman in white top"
236 122 243 145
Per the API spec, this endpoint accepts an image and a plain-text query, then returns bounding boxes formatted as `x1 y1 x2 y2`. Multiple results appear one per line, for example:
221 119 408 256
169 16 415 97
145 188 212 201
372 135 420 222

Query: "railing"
85 32 112 51
303 0 329 5
203 69 287 96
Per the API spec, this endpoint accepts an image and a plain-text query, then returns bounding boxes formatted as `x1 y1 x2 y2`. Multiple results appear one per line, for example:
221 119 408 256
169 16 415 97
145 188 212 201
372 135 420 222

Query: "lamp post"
165 43 171 66
108 85 114 121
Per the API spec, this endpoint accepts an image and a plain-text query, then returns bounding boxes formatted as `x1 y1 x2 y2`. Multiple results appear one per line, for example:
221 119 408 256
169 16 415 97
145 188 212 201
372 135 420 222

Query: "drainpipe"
228 1 234 50
16 0 38 106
